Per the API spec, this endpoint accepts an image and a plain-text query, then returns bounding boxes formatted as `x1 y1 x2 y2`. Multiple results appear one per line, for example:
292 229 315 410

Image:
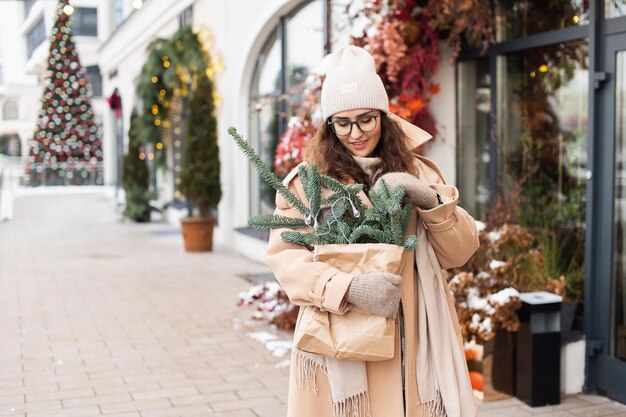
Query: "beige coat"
266 155 479 417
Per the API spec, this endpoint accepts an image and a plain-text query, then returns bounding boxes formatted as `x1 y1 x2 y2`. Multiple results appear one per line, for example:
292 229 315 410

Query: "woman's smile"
349 138 370 150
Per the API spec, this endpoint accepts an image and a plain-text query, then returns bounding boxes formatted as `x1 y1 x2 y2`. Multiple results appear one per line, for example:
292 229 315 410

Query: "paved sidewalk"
1 189 626 417
0 190 288 417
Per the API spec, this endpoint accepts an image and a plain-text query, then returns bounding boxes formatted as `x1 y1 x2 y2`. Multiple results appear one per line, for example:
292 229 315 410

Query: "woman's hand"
374 172 438 209
346 272 402 318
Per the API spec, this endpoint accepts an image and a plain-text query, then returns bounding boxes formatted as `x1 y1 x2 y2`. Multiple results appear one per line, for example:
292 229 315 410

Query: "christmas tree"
28 0 102 186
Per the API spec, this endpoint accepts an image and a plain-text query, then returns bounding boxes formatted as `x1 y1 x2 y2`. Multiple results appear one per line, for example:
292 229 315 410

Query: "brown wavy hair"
305 113 419 191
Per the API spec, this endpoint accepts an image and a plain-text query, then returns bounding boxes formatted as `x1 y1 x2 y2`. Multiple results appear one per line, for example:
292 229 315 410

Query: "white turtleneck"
352 155 381 180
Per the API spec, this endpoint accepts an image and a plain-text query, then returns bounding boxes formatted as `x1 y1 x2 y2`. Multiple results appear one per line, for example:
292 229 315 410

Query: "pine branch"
324 199 348 223
367 187 385 215
228 128 309 215
297 163 309 188
248 214 307 231
281 230 318 247
320 193 341 209
404 235 418 251
230 130 415 251
306 164 322 217
401 203 413 232
377 179 391 200
391 185 406 203
389 212 403 246
349 225 387 244
319 174 348 192
336 221 352 244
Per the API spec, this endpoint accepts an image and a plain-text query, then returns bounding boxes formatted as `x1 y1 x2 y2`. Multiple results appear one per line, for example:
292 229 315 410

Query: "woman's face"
329 108 382 157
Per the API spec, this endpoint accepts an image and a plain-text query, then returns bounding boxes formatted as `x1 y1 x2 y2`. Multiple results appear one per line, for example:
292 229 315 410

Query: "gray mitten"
346 272 402 318
374 172 438 209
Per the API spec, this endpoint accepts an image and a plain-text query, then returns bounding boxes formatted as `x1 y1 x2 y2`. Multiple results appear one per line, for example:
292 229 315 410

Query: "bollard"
515 291 562 407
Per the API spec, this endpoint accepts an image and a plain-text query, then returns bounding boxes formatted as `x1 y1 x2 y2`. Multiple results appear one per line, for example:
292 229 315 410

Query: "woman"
266 46 479 417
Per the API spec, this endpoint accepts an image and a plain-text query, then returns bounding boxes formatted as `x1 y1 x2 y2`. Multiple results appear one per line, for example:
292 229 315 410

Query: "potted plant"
179 70 222 251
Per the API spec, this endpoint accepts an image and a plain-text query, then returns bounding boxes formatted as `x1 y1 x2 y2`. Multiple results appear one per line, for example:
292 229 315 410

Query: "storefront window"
457 59 491 220
495 0 588 42
249 0 325 217
606 0 626 18
285 1 325 91
250 30 281 216
497 40 589 301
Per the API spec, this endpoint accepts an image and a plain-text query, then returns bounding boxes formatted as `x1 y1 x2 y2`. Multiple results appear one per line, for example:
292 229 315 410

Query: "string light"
63 4 74 15
151 76 158 83
539 64 549 73
156 143 163 150
132 0 143 9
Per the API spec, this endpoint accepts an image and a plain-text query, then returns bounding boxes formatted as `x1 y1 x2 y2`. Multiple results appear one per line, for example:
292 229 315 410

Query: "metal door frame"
586 14 626 400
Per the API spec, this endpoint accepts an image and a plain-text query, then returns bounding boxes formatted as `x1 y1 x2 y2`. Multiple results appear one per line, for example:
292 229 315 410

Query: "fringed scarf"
414 221 476 417
295 348 372 417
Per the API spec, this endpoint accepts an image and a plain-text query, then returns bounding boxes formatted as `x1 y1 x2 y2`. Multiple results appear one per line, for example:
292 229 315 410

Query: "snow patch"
488 230 501 242
488 287 520 306
247 332 292 358
489 259 506 270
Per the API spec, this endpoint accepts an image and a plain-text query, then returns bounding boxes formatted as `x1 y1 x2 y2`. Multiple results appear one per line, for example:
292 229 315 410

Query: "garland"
135 27 221 167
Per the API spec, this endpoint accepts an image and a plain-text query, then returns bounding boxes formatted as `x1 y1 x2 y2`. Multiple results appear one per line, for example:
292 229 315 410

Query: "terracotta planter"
181 216 215 252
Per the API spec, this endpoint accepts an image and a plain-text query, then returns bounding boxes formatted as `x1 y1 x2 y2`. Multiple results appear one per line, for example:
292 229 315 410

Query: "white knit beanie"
320 46 389 119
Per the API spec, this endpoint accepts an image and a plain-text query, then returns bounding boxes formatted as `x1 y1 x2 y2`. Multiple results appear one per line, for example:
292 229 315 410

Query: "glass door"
594 31 626 403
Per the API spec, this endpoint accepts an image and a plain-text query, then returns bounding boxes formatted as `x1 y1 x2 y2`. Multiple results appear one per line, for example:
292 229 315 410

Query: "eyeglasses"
328 114 379 137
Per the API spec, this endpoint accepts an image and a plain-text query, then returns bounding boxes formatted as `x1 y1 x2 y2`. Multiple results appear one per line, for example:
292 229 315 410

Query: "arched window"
249 0 327 216
2 100 18 120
